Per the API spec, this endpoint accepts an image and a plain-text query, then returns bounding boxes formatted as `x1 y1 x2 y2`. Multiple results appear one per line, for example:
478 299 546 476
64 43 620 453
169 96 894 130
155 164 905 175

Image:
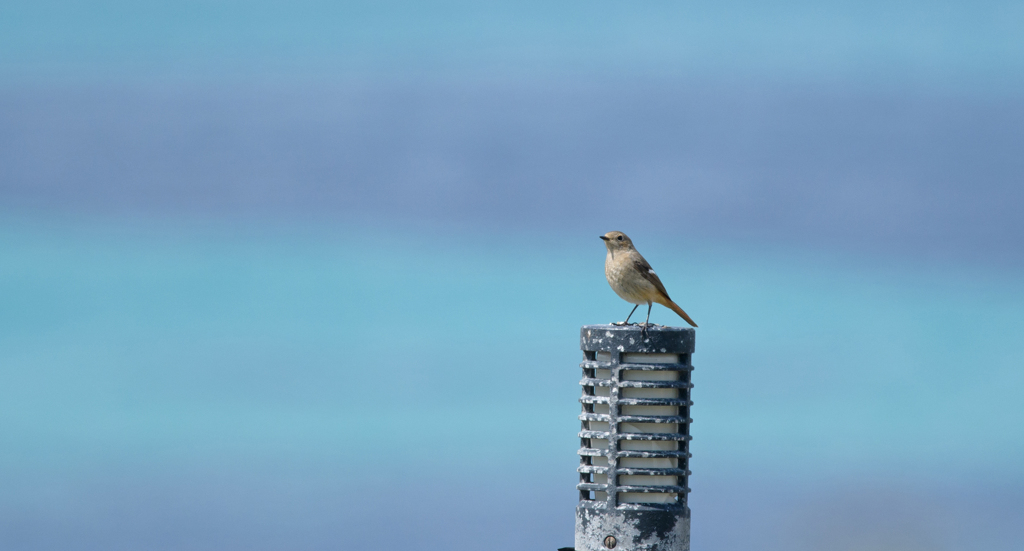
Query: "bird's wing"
633 255 672 300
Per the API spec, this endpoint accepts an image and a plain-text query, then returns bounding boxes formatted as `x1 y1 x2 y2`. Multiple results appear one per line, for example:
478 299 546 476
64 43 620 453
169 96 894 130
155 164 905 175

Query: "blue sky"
3 0 1023 85
3 1 1022 267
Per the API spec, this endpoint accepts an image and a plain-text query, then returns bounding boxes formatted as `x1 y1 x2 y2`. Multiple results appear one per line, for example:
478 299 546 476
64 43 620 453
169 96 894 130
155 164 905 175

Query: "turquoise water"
2 218 1022 549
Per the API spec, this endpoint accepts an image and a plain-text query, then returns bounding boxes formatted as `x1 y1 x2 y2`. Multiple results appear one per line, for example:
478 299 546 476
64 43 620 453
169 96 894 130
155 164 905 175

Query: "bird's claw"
638 322 659 339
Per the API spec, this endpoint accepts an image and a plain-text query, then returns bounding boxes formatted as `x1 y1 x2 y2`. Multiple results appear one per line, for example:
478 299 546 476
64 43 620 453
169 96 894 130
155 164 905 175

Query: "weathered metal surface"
575 324 695 551
576 507 690 551
580 324 694 355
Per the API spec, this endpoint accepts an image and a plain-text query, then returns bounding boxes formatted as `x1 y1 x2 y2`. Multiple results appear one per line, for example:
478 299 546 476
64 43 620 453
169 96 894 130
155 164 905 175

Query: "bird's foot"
612 321 636 326
638 322 660 339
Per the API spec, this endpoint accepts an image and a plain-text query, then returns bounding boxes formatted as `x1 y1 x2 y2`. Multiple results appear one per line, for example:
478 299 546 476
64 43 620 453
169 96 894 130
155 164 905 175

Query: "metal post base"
576 505 690 551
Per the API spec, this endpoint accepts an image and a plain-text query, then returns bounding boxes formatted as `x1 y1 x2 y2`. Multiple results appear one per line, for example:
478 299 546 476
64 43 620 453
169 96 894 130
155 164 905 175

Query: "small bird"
601 231 698 328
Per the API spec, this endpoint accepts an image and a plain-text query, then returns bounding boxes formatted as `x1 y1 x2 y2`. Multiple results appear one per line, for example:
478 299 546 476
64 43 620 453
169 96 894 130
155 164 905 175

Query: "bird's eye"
616 236 623 241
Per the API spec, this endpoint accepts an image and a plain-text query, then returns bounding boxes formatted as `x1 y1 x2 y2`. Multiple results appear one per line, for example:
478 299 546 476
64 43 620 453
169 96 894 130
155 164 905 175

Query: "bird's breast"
605 253 654 304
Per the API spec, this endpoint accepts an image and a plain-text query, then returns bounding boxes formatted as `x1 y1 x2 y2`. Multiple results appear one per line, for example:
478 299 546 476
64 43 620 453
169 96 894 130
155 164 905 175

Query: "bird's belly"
606 261 655 304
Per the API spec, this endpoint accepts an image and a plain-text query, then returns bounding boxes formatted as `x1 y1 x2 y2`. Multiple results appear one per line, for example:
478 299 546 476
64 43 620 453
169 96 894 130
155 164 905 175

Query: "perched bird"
601 231 698 328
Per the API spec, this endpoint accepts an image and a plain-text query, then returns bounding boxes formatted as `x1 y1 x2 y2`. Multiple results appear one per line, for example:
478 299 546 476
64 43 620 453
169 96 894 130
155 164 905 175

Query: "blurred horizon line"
3 77 1022 268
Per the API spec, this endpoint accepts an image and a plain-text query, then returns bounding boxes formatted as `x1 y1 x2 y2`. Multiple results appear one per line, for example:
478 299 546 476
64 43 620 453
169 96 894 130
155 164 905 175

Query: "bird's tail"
662 299 698 328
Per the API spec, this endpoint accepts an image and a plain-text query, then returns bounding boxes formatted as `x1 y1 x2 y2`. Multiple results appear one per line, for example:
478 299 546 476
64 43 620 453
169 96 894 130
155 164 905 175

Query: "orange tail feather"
663 299 698 328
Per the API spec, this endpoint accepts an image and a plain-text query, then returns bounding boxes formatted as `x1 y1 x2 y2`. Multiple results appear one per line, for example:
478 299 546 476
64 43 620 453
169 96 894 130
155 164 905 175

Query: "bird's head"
600 231 635 251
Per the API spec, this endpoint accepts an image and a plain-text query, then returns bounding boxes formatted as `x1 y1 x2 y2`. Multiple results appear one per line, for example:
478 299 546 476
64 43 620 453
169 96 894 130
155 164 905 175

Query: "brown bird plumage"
600 231 698 328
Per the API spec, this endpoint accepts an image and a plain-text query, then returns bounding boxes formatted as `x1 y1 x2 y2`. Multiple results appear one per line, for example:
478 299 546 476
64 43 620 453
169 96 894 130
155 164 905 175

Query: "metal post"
575 324 694 551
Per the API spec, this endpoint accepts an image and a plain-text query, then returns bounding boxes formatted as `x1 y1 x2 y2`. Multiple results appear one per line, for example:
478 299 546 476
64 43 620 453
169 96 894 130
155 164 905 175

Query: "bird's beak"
600 235 609 241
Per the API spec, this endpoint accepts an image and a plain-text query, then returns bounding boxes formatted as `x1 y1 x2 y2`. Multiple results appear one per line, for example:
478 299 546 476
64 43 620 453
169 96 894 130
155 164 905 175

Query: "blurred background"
1 1 1023 549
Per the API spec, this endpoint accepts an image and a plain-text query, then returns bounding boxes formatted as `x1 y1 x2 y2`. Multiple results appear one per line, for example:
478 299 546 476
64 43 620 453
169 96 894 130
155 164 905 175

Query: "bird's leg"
641 302 653 339
615 304 640 326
